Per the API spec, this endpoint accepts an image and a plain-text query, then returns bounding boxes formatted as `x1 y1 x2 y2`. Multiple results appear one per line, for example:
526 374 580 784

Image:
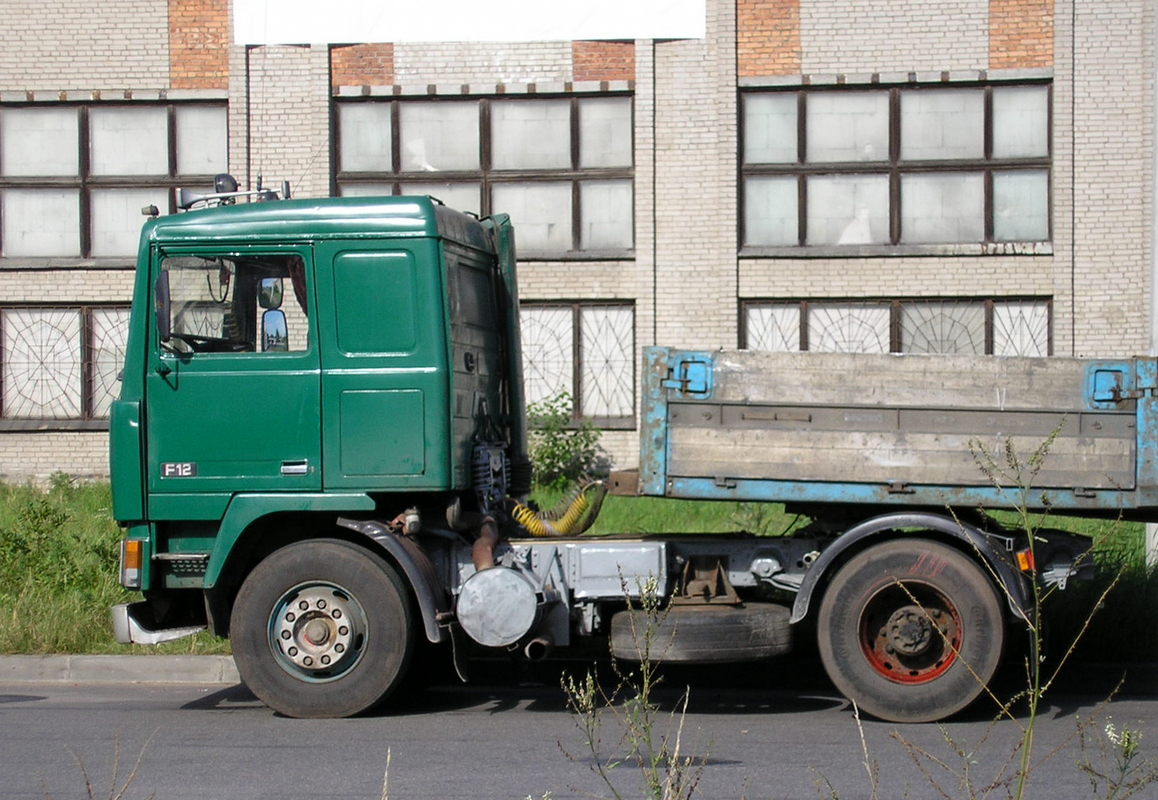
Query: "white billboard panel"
233 0 706 45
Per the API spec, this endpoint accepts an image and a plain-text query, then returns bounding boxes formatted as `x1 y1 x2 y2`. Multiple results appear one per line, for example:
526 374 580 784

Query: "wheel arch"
790 511 1030 626
202 495 448 645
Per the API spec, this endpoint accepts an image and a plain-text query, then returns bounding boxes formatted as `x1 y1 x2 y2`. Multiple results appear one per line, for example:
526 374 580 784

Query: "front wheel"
230 539 414 718
816 538 1005 723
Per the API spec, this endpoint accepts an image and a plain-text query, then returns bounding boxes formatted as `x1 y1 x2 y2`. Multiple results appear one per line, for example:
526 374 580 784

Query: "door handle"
281 460 309 476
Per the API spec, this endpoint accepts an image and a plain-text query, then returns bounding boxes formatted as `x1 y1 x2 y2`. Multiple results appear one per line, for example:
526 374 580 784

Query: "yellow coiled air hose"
510 481 608 537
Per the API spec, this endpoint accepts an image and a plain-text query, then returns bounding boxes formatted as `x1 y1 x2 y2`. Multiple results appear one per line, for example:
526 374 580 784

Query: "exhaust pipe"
471 516 499 571
523 634 553 661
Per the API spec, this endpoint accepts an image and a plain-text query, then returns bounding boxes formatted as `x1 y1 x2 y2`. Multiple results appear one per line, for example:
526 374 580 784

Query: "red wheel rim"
858 582 963 685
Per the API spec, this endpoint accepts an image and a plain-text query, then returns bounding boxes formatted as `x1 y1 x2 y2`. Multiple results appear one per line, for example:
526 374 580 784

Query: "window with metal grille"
741 83 1050 254
742 298 1051 356
335 95 634 257
0 103 228 259
0 305 130 425
520 302 635 426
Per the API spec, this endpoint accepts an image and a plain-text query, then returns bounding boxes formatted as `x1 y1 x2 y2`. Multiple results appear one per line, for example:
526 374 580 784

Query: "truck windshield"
159 254 309 354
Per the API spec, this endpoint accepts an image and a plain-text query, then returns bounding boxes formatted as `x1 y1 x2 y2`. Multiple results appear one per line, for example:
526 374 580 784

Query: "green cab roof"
143 195 494 252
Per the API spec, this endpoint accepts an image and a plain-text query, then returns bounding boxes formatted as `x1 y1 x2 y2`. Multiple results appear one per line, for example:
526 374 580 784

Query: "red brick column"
990 0 1054 69
572 41 635 82
331 43 395 90
169 0 229 89
737 0 801 77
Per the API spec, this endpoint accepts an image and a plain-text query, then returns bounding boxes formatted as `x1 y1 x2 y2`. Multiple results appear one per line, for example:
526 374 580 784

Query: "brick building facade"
0 0 1152 481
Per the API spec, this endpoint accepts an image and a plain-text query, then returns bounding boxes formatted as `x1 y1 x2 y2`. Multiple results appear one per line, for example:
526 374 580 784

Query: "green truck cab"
112 185 528 716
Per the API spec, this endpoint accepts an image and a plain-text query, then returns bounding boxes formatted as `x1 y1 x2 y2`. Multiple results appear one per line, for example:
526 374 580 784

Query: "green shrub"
527 393 603 491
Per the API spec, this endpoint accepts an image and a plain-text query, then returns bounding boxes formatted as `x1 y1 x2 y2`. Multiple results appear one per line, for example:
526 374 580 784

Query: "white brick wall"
651 0 738 351
235 45 331 199
0 270 136 302
0 432 110 484
801 0 989 74
0 1 168 90
394 42 572 85
1067 0 1153 356
0 0 1154 480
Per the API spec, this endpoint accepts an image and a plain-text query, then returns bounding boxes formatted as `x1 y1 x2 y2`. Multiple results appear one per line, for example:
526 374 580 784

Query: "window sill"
0 419 110 432
519 250 635 262
566 418 635 432
740 242 1053 259
0 258 137 270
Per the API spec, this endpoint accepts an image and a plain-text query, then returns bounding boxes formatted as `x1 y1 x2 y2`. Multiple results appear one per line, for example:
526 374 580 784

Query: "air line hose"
510 481 608 537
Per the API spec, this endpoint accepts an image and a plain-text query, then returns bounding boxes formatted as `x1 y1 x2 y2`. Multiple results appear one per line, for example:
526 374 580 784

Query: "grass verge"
0 478 228 655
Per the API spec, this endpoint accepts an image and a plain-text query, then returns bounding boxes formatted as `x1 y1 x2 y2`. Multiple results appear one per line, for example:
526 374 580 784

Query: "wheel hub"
886 605 934 655
273 586 358 673
860 584 962 685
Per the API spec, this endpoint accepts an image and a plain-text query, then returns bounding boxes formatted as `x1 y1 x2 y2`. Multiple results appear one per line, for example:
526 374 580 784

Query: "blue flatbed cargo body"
633 346 1158 520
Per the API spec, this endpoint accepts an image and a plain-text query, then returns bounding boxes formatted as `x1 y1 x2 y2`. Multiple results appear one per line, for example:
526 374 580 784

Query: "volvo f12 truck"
112 179 1137 722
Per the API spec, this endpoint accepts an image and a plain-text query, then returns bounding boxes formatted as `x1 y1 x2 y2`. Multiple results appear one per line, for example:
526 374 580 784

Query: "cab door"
313 238 451 490
145 246 322 497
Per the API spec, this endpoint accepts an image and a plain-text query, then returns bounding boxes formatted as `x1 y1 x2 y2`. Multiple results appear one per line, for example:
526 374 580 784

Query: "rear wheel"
816 538 1005 723
230 538 414 718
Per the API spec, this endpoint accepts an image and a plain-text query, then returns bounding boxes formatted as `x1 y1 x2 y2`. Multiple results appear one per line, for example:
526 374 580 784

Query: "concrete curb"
0 655 239 685
0 654 1153 696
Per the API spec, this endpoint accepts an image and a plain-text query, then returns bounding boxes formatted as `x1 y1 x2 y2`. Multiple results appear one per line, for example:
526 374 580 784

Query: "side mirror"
262 309 288 352
258 277 284 310
154 271 172 342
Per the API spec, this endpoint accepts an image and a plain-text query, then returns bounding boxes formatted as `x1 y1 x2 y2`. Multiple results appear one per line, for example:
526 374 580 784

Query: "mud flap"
449 622 471 682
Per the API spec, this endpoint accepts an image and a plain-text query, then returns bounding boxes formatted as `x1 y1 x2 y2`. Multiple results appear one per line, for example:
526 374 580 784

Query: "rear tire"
816 538 1005 723
230 538 414 718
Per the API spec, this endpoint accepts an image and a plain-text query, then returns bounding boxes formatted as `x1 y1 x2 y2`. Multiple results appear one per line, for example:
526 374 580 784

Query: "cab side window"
158 254 310 354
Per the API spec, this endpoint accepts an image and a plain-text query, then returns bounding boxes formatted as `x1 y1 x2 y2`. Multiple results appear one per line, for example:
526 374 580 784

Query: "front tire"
230 539 414 718
816 538 1005 723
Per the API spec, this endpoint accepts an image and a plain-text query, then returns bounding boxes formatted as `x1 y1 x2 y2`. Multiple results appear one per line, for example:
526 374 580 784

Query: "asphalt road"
3 659 1157 799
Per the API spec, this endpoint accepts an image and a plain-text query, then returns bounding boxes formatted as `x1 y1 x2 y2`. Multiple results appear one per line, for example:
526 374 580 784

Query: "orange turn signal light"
121 539 143 588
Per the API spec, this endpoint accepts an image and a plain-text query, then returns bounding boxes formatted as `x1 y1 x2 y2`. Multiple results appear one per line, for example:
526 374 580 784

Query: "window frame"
739 81 1053 257
520 300 636 429
740 297 1053 356
0 101 229 262
0 303 131 429
334 94 636 260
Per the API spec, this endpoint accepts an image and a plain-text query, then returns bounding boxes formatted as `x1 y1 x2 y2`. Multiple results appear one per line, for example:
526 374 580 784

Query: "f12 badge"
161 462 198 478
